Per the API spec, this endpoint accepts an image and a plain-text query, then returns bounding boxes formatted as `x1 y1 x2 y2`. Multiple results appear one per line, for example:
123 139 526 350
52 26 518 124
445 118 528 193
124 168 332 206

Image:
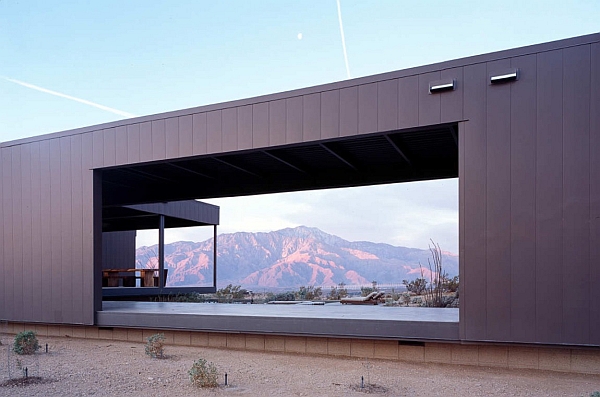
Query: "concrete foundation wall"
3 322 600 375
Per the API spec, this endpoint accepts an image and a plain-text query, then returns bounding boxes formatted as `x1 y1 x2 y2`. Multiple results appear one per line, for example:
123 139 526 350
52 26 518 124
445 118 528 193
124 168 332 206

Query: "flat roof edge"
3 32 598 148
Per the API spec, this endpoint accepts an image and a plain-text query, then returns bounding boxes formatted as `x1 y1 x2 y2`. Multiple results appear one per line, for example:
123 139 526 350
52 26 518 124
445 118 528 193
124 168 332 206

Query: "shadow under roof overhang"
102 200 219 232
101 123 459 206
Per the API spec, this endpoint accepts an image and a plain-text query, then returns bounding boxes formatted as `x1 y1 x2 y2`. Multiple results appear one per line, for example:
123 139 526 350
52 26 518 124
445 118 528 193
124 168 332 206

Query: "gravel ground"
1 336 599 397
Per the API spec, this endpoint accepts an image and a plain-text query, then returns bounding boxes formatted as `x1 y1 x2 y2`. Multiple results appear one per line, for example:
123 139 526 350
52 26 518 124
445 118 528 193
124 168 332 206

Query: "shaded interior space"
102 200 219 298
101 123 458 206
99 301 459 341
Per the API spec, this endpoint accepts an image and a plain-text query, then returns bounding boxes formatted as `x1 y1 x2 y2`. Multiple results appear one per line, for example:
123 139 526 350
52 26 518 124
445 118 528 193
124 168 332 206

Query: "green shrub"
13 331 39 355
189 358 218 388
144 333 166 358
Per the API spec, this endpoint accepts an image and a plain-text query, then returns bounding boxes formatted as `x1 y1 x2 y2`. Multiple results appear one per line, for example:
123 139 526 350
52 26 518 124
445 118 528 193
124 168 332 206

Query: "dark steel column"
93 170 103 314
158 215 165 289
213 225 217 288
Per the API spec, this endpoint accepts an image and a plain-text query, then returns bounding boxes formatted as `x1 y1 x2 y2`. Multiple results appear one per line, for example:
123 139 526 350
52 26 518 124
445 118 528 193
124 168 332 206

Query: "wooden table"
102 269 158 287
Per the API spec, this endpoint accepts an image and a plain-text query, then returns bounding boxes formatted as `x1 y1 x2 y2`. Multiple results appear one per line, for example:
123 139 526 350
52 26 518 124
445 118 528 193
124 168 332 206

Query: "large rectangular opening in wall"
98 123 459 337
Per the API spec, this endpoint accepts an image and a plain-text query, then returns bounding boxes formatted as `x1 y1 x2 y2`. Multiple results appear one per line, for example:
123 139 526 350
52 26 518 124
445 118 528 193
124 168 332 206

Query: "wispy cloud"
2 76 137 118
336 0 351 79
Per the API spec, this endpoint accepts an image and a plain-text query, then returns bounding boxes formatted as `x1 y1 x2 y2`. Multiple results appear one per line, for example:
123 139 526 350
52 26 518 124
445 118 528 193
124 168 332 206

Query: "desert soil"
1 336 599 397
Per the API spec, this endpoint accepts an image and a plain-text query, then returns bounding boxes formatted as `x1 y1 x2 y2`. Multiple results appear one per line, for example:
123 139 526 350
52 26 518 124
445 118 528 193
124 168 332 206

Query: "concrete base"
2 321 600 375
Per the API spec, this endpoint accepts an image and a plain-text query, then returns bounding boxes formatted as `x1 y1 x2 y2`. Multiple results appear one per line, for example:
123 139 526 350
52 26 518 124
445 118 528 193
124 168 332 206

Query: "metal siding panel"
139 122 153 162
339 86 358 136
418 71 441 126
29 142 43 321
206 110 222 153
591 42 600 345
237 105 253 149
165 117 179 159
320 90 340 139
20 144 33 321
39 141 53 322
151 119 166 160
358 83 377 134
70 135 84 323
462 62 488 340
178 115 193 157
303 93 320 141
115 125 127 165
286 97 303 144
103 128 116 167
269 99 286 145
192 113 207 155
458 121 466 340
441 67 464 122
60 137 73 323
0 150 4 319
253 102 269 148
126 124 140 163
81 132 95 324
485 58 512 341
11 147 23 321
2 148 14 320
377 79 398 132
535 49 563 344
509 54 537 342
92 130 103 168
49 139 63 322
398 75 419 129
562 45 591 344
222 107 238 152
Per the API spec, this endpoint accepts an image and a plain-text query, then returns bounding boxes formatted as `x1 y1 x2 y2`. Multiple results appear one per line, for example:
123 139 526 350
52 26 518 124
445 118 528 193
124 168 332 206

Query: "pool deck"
98 301 459 342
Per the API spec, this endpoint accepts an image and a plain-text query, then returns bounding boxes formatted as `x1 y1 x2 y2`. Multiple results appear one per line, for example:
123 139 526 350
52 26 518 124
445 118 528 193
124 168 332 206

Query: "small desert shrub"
144 333 166 358
13 331 39 355
189 358 218 388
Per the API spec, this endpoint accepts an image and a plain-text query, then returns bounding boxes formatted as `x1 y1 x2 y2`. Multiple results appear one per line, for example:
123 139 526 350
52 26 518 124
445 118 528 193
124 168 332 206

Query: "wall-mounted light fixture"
490 68 519 84
429 79 455 94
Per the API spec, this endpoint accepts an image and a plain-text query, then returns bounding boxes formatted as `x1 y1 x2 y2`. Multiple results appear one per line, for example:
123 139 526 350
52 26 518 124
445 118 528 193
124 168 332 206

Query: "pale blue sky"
1 1 598 252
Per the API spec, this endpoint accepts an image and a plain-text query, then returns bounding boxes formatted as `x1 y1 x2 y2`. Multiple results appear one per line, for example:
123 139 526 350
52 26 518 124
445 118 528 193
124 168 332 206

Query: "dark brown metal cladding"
591 41 600 346
0 33 598 347
509 54 537 342
102 231 136 270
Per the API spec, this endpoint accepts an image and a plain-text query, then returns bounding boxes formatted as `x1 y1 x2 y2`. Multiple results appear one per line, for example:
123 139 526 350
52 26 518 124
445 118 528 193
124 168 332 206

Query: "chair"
153 269 168 287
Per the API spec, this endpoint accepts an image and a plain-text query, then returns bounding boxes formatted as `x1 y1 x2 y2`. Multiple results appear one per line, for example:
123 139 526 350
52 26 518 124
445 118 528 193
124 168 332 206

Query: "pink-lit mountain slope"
135 226 458 289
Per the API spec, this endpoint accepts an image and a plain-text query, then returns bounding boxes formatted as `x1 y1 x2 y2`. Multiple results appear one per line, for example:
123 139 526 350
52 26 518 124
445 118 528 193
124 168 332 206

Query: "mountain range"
135 226 459 290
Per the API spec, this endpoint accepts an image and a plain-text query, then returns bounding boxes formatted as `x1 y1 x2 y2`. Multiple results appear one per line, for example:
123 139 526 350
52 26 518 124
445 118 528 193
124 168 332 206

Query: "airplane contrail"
336 0 351 79
2 76 137 118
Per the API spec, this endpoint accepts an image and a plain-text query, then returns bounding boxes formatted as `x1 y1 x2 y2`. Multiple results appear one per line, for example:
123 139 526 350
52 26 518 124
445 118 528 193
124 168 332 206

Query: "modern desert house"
1 33 599 371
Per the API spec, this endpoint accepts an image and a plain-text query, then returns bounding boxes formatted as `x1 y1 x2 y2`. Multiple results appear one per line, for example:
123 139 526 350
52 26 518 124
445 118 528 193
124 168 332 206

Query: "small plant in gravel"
13 331 39 355
144 333 166 358
189 358 218 388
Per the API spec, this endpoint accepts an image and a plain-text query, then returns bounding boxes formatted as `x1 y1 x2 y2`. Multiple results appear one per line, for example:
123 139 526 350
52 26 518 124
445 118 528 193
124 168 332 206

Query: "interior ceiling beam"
384 134 412 167
319 143 357 170
166 162 216 180
127 167 174 183
212 157 262 178
262 150 307 174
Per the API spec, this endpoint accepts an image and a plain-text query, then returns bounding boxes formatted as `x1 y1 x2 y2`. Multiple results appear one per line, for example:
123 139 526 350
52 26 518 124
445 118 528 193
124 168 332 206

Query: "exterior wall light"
490 69 519 84
429 79 456 94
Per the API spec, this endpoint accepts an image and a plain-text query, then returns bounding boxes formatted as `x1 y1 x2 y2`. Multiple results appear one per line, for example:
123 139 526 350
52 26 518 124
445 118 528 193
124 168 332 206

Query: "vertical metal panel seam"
588 43 593 342
220 109 224 150
534 52 540 341
559 48 565 341
483 64 488 336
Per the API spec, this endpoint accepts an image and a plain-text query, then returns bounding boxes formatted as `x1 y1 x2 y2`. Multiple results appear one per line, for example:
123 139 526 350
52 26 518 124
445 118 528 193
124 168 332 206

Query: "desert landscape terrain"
1 335 599 396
